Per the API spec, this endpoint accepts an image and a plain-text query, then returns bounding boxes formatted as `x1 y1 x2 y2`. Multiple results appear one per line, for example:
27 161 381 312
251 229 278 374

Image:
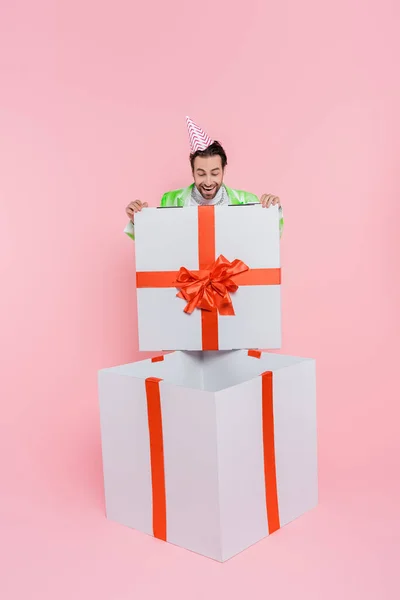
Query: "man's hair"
190 141 228 171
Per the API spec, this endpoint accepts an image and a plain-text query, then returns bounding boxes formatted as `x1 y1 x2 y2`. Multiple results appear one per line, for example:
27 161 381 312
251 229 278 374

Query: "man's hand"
260 194 281 208
125 200 149 222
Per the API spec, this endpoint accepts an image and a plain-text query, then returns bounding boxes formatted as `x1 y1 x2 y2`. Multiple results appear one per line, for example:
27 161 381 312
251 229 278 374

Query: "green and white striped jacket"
124 184 284 240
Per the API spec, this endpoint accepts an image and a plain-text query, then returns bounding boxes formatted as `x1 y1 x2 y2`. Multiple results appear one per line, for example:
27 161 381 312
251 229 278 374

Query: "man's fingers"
126 200 148 218
260 194 280 207
261 194 272 207
132 200 143 212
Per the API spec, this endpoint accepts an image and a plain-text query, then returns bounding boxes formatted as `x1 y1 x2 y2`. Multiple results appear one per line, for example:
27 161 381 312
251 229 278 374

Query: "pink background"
1 0 400 598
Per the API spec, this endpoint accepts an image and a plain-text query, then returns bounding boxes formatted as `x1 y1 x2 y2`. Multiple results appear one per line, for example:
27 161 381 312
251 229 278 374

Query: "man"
124 117 284 239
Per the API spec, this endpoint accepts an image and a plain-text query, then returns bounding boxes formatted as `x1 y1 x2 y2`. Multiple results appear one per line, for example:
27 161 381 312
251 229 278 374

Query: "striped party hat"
186 116 214 153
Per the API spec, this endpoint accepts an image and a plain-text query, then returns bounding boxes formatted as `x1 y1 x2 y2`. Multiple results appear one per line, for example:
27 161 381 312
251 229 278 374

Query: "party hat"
186 116 213 153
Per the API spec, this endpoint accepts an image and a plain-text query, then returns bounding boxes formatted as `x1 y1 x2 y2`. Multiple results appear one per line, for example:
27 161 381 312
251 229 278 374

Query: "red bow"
174 255 249 315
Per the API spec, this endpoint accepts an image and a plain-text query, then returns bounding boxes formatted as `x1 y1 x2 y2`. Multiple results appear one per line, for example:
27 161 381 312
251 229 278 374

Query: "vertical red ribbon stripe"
261 370 281 534
144 366 280 541
145 377 167 541
198 207 219 350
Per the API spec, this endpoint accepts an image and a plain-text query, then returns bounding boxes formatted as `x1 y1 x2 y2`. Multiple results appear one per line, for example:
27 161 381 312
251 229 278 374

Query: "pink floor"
1 363 399 600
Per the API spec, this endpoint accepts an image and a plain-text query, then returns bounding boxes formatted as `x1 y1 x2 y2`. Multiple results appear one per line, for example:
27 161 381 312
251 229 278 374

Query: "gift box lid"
134 204 281 352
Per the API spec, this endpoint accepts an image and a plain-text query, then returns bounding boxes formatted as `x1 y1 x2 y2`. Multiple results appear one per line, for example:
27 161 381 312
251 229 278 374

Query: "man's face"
192 155 224 200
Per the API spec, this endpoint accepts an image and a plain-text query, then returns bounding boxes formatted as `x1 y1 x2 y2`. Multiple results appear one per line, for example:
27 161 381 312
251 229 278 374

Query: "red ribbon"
173 254 249 316
144 363 281 543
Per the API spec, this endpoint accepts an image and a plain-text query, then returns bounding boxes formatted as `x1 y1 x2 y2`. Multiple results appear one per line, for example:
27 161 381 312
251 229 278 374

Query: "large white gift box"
98 349 318 562
134 204 281 351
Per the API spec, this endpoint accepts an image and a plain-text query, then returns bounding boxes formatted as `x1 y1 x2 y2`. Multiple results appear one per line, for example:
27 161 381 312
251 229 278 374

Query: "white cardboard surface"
160 383 221 560
98 372 153 535
273 360 318 527
98 350 318 561
216 377 269 560
134 205 281 351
